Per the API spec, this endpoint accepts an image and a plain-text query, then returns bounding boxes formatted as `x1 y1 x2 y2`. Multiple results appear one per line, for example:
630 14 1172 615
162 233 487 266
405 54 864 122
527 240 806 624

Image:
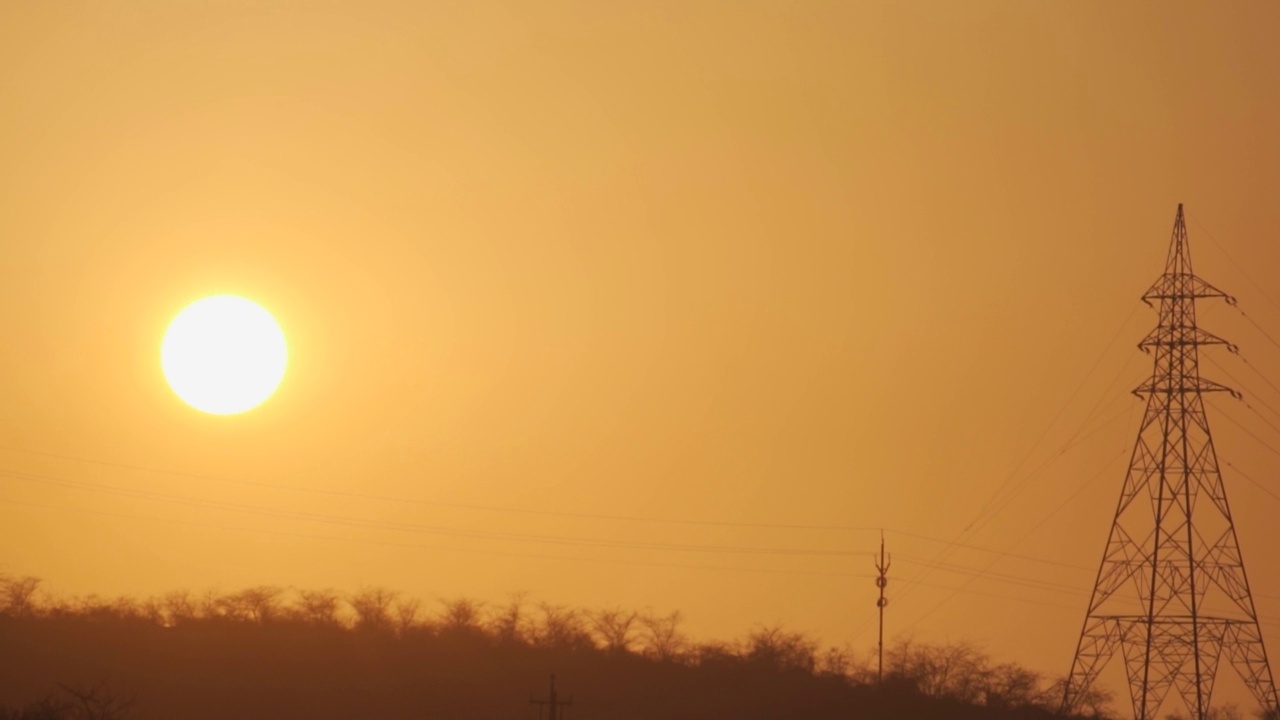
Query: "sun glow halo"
161 295 288 415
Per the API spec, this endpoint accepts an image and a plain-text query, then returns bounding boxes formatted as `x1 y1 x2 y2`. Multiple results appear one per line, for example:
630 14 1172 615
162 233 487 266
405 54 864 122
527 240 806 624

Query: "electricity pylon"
1061 204 1279 720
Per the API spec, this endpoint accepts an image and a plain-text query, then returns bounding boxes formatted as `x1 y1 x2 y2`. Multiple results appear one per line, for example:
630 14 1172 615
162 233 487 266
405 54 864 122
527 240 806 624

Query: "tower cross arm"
1138 326 1239 353
1142 273 1236 305
1132 376 1241 399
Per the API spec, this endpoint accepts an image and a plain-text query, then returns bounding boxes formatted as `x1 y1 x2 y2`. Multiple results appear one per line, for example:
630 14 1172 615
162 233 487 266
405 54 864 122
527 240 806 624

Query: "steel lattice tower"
1061 204 1279 720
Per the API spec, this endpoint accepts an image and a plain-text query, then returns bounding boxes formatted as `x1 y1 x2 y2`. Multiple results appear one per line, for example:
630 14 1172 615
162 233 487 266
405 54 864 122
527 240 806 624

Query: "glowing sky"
2 1 1280 710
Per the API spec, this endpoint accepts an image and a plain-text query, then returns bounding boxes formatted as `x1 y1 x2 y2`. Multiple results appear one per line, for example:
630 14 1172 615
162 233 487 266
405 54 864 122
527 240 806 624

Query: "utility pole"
531 674 572 720
875 531 890 685
1061 204 1279 719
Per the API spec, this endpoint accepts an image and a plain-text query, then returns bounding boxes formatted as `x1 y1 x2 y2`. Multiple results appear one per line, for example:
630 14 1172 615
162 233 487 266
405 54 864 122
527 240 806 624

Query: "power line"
1202 355 1280 433
1241 401 1280 444
530 675 572 720
8 460 1262 629
0 444 884 535
0 466 1097 589
13 491 1279 640
888 530 1091 572
1061 347 1143 450
1238 354 1280 410
894 448 1127 637
1209 400 1280 462
960 303 1142 536
887 402 1132 618
0 445 1094 571
1187 211 1280 315
970 402 1132 534
845 304 1144 646
1239 308 1280 358
1224 461 1280 507
0 496 867 582
0 468 866 560
893 554 1090 596
0 494 1098 612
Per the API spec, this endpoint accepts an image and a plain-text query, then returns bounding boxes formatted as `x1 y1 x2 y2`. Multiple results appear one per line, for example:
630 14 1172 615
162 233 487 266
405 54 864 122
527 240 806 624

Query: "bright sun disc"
161 295 288 415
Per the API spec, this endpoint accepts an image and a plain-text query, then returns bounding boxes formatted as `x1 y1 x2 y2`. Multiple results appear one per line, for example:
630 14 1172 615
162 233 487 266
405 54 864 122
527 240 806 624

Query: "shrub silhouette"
0 684 132 720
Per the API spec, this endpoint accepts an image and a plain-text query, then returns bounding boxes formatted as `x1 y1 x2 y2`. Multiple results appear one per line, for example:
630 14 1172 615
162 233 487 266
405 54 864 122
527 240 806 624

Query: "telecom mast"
1061 204 1279 719
875 532 890 684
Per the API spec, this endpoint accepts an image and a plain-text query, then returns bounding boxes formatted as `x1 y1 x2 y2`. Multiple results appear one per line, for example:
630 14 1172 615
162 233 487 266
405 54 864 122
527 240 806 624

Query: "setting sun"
161 295 288 415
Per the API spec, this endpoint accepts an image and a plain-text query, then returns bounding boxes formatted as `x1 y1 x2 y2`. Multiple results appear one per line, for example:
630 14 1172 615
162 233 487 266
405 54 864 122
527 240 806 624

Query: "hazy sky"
3 0 1280 709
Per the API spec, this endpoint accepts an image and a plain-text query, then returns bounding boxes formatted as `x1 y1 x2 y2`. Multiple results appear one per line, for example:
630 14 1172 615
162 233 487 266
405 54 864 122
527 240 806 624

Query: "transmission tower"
1061 204 1279 720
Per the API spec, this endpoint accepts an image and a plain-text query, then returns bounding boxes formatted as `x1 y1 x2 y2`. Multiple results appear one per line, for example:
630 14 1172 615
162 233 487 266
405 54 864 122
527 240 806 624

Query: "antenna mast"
875 531 890 685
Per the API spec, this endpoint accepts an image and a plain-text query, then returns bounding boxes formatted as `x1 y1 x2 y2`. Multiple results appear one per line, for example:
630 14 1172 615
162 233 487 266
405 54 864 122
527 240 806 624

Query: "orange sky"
3 0 1280 711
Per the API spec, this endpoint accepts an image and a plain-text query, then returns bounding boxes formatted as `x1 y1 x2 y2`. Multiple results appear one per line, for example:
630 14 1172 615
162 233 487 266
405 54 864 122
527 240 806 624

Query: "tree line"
0 574 1123 720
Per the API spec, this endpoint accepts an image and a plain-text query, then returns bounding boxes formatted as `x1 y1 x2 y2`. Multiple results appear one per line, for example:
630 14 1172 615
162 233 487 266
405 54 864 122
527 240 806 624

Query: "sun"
161 295 288 415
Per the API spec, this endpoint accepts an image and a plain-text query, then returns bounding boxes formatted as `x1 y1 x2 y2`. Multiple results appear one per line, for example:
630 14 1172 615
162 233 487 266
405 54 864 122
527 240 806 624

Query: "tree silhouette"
347 587 397 633
487 591 531 646
640 609 687 662
591 607 640 654
0 575 1109 720
0 576 41 618
294 589 342 626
